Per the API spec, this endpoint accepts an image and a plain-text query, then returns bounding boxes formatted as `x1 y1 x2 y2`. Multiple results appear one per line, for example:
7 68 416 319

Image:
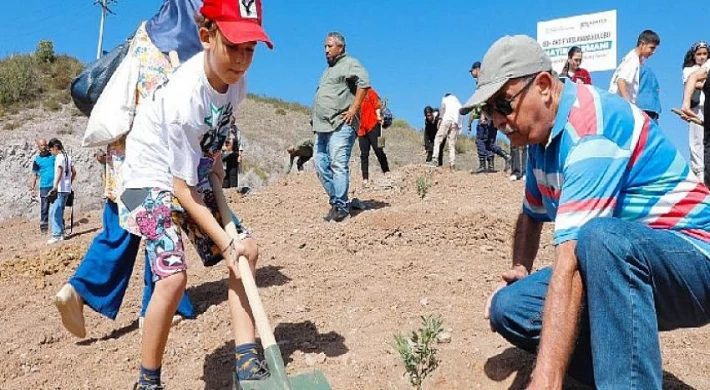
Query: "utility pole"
95 0 116 59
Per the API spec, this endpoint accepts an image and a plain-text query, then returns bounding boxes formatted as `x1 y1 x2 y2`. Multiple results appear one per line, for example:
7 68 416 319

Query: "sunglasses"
483 74 537 118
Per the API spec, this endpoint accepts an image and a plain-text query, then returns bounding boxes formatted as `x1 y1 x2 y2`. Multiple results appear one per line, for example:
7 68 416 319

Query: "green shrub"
35 40 56 63
393 315 444 389
275 108 287 116
0 55 41 106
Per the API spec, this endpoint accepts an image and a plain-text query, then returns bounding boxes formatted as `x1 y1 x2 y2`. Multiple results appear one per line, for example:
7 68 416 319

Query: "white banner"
537 10 617 73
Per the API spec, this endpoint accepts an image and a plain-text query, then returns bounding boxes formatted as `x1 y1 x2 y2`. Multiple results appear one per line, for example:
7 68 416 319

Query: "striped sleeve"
554 135 628 244
522 160 551 222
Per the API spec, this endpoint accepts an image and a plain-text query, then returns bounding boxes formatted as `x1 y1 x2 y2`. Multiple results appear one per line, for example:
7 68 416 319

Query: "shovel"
209 175 332 390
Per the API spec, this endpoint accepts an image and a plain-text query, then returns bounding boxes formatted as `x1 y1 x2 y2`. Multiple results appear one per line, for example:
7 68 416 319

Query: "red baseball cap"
200 0 273 49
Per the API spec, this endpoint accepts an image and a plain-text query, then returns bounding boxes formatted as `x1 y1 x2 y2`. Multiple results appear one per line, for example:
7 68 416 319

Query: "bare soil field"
0 164 707 389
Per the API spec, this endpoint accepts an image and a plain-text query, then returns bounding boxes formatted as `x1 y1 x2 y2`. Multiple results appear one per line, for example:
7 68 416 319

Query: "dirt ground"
1 165 708 390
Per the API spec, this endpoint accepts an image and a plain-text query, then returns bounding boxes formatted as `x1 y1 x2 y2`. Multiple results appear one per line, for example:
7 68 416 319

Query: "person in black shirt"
423 106 445 166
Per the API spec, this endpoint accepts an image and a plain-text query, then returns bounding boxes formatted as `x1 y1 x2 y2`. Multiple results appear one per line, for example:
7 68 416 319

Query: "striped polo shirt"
523 81 710 256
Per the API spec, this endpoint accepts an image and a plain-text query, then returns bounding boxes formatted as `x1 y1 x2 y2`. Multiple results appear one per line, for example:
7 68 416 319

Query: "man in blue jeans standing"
312 31 370 222
461 35 710 389
30 138 55 235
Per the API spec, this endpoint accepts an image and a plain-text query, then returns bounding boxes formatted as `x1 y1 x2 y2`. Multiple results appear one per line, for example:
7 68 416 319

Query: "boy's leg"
226 237 269 381
140 253 196 320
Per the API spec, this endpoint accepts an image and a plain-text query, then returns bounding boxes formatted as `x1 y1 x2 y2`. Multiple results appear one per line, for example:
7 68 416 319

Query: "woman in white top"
47 138 76 243
682 41 708 181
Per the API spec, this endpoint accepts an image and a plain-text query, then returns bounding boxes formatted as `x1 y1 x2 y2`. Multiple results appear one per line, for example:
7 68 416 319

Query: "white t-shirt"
123 52 247 190
609 49 641 104
54 152 73 193
440 94 462 126
684 64 706 109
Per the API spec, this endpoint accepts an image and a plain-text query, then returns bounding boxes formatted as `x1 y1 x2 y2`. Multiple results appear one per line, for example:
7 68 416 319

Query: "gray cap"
460 35 552 115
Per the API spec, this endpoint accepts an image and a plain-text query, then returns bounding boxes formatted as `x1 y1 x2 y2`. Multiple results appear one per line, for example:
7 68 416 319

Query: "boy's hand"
223 240 248 276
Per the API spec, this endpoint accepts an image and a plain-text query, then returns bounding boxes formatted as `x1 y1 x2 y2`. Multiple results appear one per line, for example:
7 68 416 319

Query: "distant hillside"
0 43 500 222
0 41 83 117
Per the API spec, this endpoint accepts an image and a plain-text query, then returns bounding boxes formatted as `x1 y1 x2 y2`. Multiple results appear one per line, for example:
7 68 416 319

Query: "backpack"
380 98 393 129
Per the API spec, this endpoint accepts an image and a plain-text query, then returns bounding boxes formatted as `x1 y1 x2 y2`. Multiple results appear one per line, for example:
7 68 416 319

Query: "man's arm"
70 165 76 183
30 173 38 192
511 212 543 274
484 212 544 321
529 241 583 388
342 87 369 125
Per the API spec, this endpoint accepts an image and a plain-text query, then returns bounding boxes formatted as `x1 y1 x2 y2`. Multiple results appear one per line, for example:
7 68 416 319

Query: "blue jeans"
69 201 195 320
314 124 356 210
49 192 69 238
39 187 52 232
489 218 710 389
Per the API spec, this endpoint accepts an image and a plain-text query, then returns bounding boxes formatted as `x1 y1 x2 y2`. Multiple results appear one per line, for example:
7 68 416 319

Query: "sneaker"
47 236 64 244
331 207 350 222
54 283 86 338
40 228 48 235
233 360 270 390
509 174 519 181
522 175 526 181
449 163 456 172
133 383 164 390
323 206 337 222
362 179 370 188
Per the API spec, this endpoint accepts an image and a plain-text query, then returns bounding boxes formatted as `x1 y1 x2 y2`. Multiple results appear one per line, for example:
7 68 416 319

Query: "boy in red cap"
118 0 272 388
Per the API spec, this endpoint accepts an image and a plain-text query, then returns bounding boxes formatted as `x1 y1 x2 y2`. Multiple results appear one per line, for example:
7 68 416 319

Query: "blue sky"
1 0 705 157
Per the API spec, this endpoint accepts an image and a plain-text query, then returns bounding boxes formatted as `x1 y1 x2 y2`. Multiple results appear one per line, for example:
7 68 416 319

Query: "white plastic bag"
82 37 140 147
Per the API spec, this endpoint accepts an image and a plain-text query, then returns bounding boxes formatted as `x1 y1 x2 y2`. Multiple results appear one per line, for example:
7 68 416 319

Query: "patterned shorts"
119 157 249 281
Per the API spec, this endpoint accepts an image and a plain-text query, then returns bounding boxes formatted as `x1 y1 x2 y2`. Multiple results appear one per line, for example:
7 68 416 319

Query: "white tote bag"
82 37 140 147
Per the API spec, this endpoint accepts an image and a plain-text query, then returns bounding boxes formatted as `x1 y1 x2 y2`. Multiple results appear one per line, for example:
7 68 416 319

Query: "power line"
94 0 117 59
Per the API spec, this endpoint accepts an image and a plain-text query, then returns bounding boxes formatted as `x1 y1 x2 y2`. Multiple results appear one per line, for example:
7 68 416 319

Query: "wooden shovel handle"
208 174 277 349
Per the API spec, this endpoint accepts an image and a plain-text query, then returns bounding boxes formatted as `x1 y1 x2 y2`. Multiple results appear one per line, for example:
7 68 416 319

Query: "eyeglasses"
483 74 537 118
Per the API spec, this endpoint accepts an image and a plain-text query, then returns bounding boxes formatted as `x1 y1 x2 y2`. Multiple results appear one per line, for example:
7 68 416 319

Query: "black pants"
223 164 239 188
359 124 390 180
39 187 51 232
510 145 527 178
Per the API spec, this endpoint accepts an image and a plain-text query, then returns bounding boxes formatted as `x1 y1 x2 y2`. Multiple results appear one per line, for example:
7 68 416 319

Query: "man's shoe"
47 236 64 245
509 174 519 181
54 283 86 338
331 208 350 222
323 206 337 222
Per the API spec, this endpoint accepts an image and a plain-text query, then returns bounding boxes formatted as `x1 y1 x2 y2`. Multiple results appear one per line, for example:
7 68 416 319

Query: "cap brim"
459 79 507 115
216 20 273 49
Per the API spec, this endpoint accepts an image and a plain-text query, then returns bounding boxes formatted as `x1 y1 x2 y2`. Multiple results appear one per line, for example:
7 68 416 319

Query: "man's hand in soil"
484 265 529 331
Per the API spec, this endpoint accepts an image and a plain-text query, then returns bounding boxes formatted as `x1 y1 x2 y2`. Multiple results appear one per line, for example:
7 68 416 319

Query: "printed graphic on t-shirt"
201 102 234 154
